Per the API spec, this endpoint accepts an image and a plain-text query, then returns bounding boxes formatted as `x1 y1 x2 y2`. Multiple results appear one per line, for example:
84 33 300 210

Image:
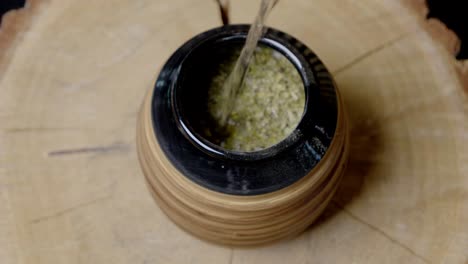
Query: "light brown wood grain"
0 0 467 263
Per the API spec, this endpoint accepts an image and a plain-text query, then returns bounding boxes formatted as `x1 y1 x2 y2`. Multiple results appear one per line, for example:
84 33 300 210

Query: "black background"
0 0 466 59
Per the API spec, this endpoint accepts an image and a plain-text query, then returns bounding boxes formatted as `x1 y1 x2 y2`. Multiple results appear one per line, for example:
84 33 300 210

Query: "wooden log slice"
0 0 467 263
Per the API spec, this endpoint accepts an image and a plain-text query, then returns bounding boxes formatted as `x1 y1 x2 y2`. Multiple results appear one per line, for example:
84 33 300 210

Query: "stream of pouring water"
217 0 279 126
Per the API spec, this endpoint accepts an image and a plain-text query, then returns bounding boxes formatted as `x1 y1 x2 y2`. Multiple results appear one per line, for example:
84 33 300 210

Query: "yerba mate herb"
207 46 305 152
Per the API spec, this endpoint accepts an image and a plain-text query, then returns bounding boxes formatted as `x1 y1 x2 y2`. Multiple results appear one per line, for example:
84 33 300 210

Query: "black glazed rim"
151 25 338 195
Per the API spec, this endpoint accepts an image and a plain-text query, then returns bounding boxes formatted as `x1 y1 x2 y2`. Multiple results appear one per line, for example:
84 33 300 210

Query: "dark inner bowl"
173 36 309 161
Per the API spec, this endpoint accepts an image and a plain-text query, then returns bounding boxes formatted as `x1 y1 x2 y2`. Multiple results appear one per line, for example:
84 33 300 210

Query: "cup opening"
172 33 311 161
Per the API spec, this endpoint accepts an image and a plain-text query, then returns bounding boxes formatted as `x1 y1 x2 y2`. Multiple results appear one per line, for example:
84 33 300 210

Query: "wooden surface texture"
0 0 467 263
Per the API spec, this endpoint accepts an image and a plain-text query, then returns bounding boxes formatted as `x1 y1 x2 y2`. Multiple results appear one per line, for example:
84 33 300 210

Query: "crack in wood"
333 31 413 76
215 0 229 25
4 127 79 133
48 143 129 157
228 248 234 264
30 195 112 224
332 201 431 264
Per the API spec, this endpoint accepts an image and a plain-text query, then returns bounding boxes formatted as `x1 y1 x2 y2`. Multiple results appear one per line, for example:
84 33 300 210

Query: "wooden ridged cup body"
137 25 349 246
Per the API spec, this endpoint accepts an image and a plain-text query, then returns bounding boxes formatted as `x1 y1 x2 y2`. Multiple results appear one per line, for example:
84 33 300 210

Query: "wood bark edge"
0 0 45 76
402 0 468 95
